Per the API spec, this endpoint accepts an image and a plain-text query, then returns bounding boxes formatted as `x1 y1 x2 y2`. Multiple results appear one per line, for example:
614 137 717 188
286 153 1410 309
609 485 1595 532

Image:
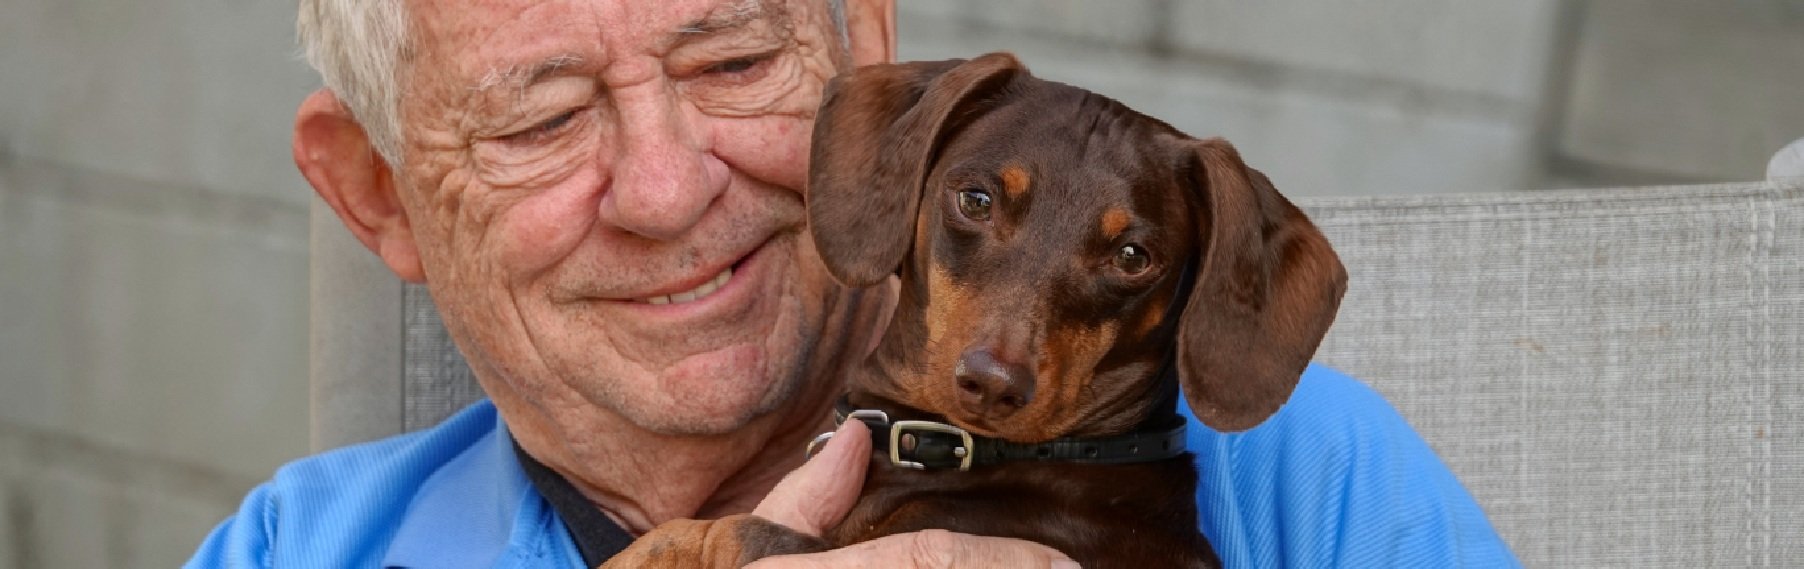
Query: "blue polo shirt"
185 364 1519 568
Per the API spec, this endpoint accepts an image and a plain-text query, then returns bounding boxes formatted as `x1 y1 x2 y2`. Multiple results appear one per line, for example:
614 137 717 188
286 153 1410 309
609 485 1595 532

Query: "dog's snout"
955 348 1034 417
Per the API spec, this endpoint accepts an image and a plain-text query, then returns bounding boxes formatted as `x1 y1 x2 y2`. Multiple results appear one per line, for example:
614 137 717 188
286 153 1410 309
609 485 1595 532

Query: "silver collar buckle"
889 420 975 471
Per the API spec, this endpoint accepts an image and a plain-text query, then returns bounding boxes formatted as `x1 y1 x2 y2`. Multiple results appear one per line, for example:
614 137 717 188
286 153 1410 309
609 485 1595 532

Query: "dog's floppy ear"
1177 138 1348 432
807 52 1025 286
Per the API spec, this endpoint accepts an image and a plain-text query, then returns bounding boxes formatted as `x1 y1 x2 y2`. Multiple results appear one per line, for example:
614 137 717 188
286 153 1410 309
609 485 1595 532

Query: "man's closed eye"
501 108 582 146
697 51 775 85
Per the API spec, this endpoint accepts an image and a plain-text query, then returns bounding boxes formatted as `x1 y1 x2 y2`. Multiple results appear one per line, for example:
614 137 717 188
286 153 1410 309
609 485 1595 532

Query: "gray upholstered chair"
310 166 1803 566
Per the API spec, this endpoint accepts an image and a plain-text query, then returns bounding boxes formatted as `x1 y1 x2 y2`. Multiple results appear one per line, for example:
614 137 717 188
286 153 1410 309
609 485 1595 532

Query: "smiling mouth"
638 265 734 305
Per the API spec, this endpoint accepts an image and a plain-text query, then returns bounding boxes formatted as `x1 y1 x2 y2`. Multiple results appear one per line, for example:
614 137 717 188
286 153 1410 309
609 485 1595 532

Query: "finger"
748 529 1080 569
752 418 873 535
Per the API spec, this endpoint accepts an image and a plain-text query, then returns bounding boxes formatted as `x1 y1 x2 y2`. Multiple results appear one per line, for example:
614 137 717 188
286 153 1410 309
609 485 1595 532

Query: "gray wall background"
1 1 1799 566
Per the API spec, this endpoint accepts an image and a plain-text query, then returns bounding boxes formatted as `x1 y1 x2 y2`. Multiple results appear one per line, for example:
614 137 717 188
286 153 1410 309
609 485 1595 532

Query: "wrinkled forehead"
403 0 823 90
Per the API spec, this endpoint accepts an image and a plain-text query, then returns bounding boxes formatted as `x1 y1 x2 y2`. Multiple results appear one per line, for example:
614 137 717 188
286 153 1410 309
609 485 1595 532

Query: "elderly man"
190 0 1517 567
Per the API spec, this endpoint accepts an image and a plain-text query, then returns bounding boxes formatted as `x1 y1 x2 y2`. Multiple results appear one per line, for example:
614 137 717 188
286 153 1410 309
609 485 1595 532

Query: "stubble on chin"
575 266 827 436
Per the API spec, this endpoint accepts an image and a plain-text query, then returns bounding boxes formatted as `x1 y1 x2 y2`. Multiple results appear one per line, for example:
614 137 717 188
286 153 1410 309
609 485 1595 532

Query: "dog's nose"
955 348 1034 416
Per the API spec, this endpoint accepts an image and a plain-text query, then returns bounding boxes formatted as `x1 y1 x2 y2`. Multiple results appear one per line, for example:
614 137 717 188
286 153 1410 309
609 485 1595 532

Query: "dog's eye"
1114 244 1151 274
956 189 992 221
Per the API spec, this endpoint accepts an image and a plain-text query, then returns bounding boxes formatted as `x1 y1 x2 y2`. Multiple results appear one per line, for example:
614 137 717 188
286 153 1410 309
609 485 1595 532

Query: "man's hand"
745 420 1081 568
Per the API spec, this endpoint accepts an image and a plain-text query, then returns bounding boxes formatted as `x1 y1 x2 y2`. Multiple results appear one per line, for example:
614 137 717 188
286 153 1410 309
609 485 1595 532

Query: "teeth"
640 267 732 305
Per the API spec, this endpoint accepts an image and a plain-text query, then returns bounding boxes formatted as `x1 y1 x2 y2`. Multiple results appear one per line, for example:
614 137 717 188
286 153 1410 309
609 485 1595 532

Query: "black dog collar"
815 396 1188 471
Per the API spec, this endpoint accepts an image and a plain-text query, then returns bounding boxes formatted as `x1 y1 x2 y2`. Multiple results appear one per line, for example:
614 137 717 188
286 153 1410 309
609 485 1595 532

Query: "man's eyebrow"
675 0 769 38
472 53 586 94
468 0 778 95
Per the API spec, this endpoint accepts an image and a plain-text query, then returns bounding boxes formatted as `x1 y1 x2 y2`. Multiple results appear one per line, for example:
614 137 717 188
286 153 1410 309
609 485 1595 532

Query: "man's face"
392 0 852 434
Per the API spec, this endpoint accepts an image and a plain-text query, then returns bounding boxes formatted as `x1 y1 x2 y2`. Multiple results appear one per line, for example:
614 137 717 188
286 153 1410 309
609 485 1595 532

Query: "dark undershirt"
510 437 634 566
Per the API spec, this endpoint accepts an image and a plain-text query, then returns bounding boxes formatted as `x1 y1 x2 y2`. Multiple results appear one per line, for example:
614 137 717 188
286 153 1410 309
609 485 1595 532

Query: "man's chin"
585 351 809 436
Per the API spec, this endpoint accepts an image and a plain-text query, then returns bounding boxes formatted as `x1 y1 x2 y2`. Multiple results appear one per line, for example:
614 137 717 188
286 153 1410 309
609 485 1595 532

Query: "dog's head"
808 53 1346 442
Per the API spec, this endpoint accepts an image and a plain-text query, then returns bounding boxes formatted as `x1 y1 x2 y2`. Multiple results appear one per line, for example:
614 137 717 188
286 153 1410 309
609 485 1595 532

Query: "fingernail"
839 417 870 437
816 420 861 455
1052 560 1081 569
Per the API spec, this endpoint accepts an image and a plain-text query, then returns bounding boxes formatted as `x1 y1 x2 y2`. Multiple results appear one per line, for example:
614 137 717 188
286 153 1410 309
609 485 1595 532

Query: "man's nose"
597 87 729 241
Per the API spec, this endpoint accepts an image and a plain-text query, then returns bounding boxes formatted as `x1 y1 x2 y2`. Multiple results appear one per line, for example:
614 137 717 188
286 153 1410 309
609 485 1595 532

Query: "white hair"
296 0 849 165
297 0 413 163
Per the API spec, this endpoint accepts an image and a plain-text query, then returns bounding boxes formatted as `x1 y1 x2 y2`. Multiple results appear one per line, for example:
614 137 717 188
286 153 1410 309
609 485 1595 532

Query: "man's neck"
517 385 839 534
498 283 895 534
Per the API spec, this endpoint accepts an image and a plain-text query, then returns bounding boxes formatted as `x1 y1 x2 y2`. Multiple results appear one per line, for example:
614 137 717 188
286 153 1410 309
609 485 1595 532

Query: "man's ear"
843 0 896 66
294 89 426 283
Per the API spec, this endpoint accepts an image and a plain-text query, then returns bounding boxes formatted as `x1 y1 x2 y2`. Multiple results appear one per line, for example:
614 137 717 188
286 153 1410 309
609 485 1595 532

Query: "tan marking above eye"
1100 208 1131 240
999 166 1031 198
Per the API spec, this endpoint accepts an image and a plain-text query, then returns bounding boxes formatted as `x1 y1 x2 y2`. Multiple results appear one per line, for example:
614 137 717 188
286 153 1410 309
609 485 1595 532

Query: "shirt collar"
382 409 533 568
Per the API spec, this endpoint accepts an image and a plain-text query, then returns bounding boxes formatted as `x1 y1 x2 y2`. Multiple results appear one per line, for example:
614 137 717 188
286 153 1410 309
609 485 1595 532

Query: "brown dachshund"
601 51 1347 569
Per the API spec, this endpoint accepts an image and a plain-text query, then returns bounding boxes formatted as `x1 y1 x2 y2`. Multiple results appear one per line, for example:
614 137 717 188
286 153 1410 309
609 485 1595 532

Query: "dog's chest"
827 456 1220 569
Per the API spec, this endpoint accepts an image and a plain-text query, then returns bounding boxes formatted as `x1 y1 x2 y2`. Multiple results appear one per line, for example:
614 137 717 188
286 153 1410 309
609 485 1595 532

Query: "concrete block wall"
0 0 318 566
1556 0 1804 183
895 0 1803 194
896 0 1571 197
